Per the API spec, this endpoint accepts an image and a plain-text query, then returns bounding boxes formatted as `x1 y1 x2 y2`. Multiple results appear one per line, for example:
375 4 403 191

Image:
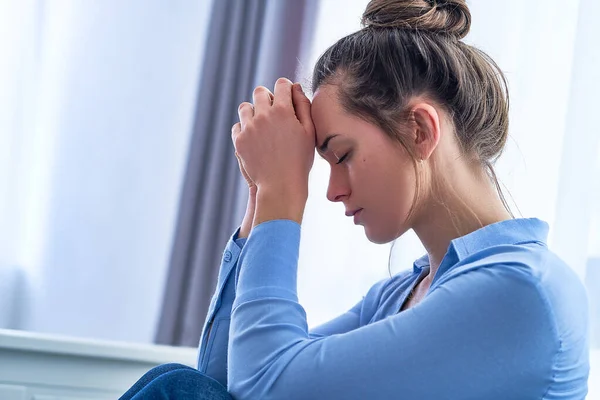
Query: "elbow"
228 368 283 400
229 381 273 400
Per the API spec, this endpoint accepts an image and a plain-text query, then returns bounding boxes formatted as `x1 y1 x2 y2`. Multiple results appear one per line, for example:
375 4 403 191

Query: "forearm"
198 191 254 385
199 185 305 385
197 235 240 386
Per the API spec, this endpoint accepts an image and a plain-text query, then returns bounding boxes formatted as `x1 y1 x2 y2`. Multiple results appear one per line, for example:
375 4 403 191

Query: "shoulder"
435 242 586 304
432 242 588 348
427 242 589 395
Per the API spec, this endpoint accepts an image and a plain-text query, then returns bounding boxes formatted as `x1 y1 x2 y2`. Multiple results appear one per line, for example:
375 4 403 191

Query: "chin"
364 227 396 245
364 223 408 244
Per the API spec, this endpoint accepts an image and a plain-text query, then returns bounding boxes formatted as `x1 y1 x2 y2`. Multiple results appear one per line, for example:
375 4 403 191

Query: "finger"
235 152 254 185
238 102 254 129
273 77 294 109
253 86 274 115
292 83 315 135
231 122 241 144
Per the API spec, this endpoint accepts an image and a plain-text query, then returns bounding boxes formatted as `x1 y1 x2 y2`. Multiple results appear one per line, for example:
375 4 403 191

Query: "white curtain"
0 0 211 343
298 0 599 397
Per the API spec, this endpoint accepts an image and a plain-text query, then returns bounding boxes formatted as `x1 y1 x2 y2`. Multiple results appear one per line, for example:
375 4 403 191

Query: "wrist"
253 185 307 226
239 188 257 239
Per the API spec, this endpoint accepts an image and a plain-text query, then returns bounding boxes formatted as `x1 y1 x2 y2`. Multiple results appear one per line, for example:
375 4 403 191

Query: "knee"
119 363 197 400
146 363 193 375
151 369 231 399
154 363 193 371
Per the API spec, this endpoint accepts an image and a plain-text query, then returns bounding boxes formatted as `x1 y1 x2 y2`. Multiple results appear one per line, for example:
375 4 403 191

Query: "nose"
326 167 349 203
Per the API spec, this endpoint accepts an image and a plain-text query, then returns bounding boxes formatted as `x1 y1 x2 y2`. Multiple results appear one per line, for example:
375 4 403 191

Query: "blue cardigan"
197 218 589 399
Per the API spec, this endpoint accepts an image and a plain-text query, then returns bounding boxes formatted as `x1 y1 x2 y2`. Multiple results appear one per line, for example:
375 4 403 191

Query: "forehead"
311 85 340 117
311 85 403 156
311 85 350 142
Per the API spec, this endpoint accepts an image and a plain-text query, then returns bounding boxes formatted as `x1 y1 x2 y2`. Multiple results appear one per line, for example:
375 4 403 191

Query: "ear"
409 102 441 161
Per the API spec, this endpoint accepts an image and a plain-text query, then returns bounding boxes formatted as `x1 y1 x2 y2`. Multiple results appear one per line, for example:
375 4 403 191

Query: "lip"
345 208 363 224
345 208 362 217
353 209 363 224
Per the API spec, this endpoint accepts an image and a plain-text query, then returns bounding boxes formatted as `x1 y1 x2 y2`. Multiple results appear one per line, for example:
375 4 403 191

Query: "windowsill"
0 328 196 365
0 328 197 398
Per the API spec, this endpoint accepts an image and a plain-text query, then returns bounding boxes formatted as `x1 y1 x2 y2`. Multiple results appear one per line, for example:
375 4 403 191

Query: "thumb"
292 83 314 134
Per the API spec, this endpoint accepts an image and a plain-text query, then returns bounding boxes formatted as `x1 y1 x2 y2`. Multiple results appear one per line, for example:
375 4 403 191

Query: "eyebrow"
317 134 340 154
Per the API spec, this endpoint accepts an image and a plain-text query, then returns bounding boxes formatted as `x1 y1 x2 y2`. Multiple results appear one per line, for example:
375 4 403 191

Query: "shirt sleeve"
228 220 560 400
197 229 245 386
308 299 362 338
197 228 361 386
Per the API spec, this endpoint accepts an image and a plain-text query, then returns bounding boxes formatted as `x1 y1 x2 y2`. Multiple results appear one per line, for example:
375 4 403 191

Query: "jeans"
119 363 233 400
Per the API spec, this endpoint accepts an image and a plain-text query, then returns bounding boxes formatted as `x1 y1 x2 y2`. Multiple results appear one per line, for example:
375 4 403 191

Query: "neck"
410 163 513 282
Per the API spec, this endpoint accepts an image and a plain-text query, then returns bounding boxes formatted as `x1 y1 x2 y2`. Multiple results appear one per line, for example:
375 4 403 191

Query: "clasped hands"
233 78 316 235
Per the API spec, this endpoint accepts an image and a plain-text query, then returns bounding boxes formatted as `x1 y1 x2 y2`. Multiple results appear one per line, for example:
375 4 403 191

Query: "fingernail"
295 83 304 93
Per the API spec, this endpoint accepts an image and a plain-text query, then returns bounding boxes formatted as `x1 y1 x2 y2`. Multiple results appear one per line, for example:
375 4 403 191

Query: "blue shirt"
198 218 589 399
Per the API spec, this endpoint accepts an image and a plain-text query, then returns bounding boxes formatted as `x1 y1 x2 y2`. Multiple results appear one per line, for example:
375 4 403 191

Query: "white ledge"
0 328 197 366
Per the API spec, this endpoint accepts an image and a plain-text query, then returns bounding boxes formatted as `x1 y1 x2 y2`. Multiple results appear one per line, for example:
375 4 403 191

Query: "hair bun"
361 0 471 40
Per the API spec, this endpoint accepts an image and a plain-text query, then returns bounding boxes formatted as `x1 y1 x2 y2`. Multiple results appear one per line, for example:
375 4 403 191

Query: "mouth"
345 208 363 217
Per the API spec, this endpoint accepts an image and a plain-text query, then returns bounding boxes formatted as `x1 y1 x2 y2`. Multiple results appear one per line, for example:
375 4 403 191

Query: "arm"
199 78 317 384
197 188 255 386
198 190 366 383
227 220 559 400
196 232 241 386
197 226 361 384
308 300 362 339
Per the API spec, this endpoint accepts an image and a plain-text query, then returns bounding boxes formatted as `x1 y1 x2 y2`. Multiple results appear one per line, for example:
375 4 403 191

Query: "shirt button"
223 250 233 263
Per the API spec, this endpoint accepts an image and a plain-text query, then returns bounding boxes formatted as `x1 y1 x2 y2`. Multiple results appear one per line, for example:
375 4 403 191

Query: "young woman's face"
311 85 418 244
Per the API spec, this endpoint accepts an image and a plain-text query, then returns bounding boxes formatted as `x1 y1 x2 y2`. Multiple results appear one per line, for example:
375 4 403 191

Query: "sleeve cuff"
215 230 243 285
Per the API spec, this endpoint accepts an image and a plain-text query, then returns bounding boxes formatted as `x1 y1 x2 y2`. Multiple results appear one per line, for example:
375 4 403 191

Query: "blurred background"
0 0 598 396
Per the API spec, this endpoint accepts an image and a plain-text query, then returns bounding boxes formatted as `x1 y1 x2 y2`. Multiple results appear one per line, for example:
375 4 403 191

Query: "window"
0 0 211 344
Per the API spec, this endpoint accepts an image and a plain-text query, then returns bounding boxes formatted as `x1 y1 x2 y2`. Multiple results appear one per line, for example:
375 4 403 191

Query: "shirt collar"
412 218 549 272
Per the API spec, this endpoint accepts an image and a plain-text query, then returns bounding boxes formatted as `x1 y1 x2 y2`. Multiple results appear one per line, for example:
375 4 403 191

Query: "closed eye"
336 152 350 165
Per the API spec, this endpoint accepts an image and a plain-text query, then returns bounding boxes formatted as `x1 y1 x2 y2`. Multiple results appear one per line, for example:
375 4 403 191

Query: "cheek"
357 156 414 201
347 158 377 195
363 157 417 231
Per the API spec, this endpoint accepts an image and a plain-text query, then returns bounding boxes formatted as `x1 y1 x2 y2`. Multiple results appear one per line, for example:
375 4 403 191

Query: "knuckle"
272 103 287 114
231 122 240 136
253 86 268 96
244 119 257 132
252 113 267 124
232 134 243 149
238 102 252 112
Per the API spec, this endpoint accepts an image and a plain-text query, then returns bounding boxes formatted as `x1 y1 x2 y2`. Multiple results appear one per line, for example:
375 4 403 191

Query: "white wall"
0 0 211 343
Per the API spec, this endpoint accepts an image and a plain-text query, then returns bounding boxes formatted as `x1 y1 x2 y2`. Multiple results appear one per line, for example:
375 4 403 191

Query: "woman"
121 0 590 398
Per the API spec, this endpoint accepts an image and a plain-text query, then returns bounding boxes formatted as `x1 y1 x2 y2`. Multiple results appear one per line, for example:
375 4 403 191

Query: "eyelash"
336 152 350 165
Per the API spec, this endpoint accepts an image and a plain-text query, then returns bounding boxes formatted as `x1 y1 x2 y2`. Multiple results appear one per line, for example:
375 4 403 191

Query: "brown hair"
311 0 514 226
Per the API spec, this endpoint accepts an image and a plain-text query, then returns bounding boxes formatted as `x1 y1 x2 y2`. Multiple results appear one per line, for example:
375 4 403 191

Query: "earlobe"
411 103 441 161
